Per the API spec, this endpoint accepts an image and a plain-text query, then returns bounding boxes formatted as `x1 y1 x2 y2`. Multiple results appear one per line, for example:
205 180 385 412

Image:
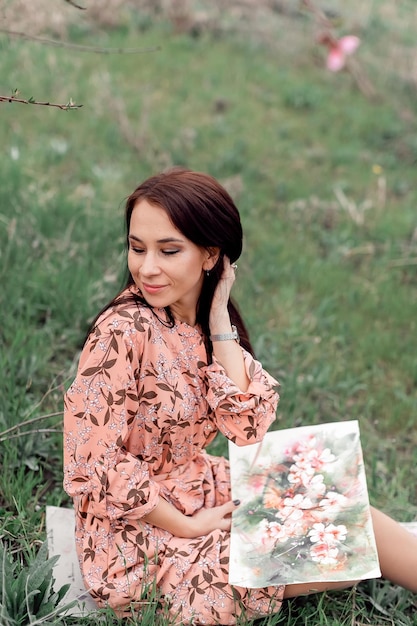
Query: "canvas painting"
229 420 381 587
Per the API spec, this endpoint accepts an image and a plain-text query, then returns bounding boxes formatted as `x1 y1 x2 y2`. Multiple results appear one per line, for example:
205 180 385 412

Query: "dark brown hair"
91 167 254 357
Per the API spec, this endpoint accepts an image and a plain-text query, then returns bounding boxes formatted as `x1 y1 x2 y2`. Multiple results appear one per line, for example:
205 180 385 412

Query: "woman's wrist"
143 497 196 537
209 311 232 334
169 514 202 539
210 325 239 343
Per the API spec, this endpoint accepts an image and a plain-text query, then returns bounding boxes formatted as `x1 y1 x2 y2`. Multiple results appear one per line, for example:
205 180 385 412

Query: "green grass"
1 1 417 623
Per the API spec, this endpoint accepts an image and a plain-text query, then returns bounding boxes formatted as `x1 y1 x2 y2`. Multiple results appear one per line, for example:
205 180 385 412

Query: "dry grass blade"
0 413 62 441
0 29 160 54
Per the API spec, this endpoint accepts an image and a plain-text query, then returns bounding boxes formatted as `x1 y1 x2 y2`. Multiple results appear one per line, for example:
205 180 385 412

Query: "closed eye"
130 246 179 255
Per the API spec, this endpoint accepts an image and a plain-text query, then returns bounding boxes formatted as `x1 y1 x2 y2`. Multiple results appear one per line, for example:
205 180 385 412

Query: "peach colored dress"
63 286 284 625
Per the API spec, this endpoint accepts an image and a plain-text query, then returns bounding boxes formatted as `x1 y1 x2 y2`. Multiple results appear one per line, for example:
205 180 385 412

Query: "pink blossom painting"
228 421 380 587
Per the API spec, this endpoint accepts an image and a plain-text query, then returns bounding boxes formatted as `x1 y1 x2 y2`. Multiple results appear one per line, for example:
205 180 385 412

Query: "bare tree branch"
1 29 160 54
63 0 86 9
0 94 82 110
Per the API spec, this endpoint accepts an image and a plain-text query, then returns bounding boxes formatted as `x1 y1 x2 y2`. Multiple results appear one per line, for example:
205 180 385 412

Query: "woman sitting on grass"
63 167 417 625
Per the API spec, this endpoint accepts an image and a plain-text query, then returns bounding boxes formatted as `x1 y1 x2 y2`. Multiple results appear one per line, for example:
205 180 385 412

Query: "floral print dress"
63 287 284 625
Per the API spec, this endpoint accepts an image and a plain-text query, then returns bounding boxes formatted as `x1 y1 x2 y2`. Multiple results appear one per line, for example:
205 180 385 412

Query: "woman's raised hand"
209 257 236 328
208 256 249 391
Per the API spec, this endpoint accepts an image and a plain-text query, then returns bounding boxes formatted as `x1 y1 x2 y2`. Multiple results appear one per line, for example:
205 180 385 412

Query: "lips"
141 283 168 295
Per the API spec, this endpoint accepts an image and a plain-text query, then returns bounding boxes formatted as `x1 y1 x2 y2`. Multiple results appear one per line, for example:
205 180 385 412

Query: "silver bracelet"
210 325 240 343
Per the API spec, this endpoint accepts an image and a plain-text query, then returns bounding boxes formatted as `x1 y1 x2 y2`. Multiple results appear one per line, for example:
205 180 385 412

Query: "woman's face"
128 199 217 325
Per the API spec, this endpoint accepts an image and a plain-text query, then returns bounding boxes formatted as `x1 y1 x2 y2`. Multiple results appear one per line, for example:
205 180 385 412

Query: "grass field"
1 1 417 624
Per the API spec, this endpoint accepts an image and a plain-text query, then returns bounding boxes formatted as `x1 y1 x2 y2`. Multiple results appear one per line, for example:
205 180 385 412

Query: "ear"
203 247 220 271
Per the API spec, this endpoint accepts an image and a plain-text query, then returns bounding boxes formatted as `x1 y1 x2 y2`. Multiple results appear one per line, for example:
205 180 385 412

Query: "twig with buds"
0 93 82 110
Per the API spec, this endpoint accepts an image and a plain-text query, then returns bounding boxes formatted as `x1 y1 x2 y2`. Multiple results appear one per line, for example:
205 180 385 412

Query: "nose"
140 252 161 276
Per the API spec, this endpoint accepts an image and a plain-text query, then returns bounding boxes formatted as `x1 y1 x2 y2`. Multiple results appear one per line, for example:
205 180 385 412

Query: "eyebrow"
128 234 184 244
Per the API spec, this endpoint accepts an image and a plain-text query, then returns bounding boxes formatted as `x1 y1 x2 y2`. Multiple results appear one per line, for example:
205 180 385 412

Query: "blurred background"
0 1 416 622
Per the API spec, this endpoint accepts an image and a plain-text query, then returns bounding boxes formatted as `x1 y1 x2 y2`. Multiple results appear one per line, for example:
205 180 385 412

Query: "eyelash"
131 247 179 256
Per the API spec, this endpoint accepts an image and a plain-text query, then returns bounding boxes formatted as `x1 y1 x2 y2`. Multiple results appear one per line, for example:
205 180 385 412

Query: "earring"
206 270 210 277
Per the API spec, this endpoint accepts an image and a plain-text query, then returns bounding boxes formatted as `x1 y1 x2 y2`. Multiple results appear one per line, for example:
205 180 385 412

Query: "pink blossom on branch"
319 34 361 72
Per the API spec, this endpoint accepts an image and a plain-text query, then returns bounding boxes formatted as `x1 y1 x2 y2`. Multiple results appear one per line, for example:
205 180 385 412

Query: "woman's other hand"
187 500 240 537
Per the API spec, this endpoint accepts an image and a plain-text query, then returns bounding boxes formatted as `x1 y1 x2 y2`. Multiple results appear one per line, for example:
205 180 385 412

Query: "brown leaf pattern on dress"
63 286 283 625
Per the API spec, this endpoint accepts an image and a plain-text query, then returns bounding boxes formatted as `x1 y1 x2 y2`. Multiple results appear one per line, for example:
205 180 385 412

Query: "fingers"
211 260 236 312
191 501 241 535
220 499 240 518
222 257 237 277
217 500 240 531
219 258 237 287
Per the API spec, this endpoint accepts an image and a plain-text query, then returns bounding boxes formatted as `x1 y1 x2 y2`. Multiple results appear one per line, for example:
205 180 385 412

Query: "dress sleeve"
63 309 160 521
203 349 279 446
